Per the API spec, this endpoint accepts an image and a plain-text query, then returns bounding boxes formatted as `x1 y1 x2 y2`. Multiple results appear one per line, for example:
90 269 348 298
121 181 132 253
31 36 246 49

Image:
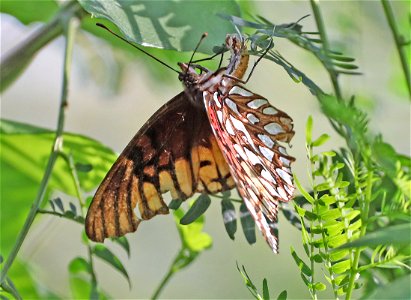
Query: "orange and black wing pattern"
85 92 235 242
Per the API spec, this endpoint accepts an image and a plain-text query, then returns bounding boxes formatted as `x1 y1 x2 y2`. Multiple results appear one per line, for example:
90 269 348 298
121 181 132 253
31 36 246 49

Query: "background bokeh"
1 1 409 299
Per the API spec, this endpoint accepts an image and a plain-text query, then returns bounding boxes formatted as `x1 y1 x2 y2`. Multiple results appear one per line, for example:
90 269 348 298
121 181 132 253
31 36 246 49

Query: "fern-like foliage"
293 116 410 299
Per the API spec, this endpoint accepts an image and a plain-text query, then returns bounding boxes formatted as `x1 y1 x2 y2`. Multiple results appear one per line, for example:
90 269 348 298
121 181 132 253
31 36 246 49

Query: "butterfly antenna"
186 32 208 73
96 23 180 74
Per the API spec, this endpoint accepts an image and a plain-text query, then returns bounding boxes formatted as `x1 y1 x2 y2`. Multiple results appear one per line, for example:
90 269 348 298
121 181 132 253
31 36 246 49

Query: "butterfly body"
86 34 294 253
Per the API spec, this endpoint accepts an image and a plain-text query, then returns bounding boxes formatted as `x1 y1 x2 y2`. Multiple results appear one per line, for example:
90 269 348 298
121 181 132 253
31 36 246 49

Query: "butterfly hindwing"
85 92 235 242
203 83 295 252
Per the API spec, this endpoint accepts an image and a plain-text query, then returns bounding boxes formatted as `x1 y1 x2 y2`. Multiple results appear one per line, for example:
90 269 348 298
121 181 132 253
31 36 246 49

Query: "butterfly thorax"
178 62 228 108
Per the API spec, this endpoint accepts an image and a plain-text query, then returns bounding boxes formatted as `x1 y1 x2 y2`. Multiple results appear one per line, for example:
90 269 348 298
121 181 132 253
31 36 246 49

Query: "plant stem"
310 0 342 99
150 250 181 300
345 170 373 299
381 0 411 99
308 144 317 299
0 16 78 286
0 0 84 93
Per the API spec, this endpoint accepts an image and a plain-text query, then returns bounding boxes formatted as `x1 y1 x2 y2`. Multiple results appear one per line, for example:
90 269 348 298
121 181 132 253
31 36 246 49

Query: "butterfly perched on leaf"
85 26 295 253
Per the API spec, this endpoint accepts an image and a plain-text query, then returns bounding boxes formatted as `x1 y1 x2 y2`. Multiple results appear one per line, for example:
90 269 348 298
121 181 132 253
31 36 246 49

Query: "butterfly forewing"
85 92 235 242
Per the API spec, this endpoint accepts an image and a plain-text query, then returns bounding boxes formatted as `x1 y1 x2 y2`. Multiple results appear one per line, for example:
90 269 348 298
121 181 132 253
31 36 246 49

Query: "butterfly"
85 29 295 253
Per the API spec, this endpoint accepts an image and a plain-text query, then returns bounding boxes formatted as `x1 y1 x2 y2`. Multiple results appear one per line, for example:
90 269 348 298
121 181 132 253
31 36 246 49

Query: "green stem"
381 0 411 99
310 0 342 99
345 170 373 299
0 276 22 300
0 16 78 286
308 144 317 300
0 0 84 93
150 250 181 300
62 150 98 291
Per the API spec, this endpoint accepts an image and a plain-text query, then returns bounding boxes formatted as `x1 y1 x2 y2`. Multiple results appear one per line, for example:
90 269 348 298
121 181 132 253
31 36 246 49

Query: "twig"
0 16 79 286
0 0 84 93
309 0 342 99
381 0 411 99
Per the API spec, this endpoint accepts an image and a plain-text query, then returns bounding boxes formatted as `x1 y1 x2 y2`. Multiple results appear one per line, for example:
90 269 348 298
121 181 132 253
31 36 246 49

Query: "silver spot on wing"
247 113 259 124
247 99 268 109
229 86 253 96
263 107 278 115
264 122 285 135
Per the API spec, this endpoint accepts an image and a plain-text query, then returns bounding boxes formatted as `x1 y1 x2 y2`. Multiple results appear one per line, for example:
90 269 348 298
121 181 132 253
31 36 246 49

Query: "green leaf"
111 236 131 258
0 119 116 257
174 207 212 252
78 0 240 54
312 134 330 147
53 197 64 213
75 163 93 173
168 199 183 210
68 257 91 275
294 176 315 204
0 0 58 24
314 282 326 291
277 290 287 300
236 263 260 299
331 260 351 274
70 276 92 300
221 199 237 240
240 202 256 244
92 244 130 287
338 223 411 249
262 278 270 300
363 273 411 299
180 194 211 225
290 246 312 276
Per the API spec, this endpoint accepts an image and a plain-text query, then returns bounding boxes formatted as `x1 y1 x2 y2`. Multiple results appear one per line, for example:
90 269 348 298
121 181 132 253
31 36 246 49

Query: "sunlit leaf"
78 0 240 53
0 119 116 257
174 208 212 252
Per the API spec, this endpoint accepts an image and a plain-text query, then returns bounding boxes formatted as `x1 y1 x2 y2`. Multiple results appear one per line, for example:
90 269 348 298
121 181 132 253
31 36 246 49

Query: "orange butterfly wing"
85 92 234 242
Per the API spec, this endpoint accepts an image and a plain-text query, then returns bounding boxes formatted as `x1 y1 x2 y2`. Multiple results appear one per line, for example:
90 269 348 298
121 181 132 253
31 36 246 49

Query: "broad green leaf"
339 223 411 249
221 199 237 240
180 194 211 225
277 290 287 300
174 208 212 252
111 236 131 258
0 0 58 24
69 277 92 300
0 119 116 257
363 273 411 300
262 278 270 300
92 245 130 287
68 257 91 275
290 246 312 277
240 202 256 244
6 260 40 299
78 0 240 54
